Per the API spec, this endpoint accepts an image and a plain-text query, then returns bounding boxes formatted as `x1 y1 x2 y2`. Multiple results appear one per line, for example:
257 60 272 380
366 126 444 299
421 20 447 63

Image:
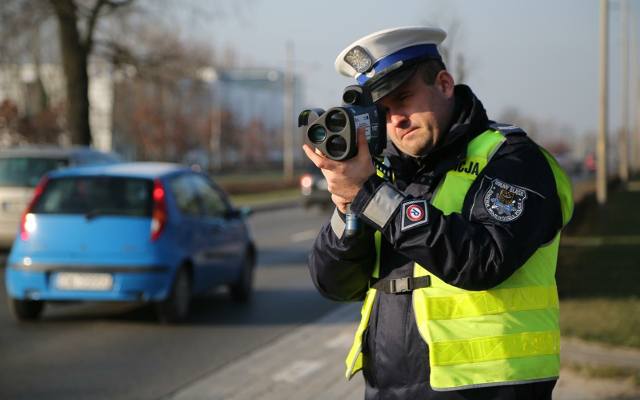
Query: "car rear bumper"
5 264 174 302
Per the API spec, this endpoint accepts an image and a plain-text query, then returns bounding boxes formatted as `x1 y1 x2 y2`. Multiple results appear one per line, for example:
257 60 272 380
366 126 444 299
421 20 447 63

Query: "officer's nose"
388 112 411 130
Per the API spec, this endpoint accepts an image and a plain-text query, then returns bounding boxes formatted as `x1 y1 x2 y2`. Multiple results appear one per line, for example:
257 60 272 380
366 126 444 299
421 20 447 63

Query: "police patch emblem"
401 200 428 231
483 179 527 222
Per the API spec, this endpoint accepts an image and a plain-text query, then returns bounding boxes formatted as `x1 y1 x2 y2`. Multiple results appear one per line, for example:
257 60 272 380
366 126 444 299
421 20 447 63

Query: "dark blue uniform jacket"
308 85 564 400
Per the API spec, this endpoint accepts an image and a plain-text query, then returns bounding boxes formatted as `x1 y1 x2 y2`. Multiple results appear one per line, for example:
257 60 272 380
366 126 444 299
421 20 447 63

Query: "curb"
561 337 640 371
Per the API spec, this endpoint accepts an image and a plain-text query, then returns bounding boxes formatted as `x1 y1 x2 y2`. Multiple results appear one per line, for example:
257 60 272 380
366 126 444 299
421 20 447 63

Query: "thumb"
357 127 370 155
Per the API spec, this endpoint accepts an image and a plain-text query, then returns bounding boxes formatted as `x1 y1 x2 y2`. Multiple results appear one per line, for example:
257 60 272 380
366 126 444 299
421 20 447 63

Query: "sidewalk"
168 304 640 400
169 303 363 400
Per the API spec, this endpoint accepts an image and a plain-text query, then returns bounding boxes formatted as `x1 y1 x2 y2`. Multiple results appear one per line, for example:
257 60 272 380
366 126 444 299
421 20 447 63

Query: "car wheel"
155 267 191 324
9 298 44 321
229 252 254 303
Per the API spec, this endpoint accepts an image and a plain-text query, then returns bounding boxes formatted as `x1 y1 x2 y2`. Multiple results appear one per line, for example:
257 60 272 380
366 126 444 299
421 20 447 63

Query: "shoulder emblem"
401 200 428 231
483 179 527 222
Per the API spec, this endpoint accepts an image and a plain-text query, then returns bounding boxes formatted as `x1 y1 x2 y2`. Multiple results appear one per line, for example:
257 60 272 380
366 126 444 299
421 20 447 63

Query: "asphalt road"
0 205 338 400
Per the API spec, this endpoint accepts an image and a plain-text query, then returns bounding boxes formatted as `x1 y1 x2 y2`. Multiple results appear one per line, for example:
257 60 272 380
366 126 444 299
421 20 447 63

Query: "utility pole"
283 42 295 181
597 0 609 205
618 0 630 182
205 68 223 173
632 13 640 174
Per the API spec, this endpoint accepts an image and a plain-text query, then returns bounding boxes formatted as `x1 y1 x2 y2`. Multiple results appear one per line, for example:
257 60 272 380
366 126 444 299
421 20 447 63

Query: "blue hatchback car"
5 162 256 323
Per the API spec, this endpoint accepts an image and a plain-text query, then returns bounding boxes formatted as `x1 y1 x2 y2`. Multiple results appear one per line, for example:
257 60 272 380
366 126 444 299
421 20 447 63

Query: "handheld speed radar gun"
299 85 387 237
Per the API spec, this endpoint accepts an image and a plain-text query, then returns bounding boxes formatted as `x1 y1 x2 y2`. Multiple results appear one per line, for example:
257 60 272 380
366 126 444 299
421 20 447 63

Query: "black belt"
370 276 431 294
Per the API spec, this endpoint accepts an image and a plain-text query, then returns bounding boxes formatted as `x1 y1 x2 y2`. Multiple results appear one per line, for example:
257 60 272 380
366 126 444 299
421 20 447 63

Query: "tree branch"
85 0 134 51
84 0 107 51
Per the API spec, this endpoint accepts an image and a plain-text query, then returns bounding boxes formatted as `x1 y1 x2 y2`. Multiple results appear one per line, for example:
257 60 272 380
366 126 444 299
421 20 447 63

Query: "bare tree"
48 0 135 145
109 25 218 161
0 1 57 114
0 1 67 145
2 0 247 152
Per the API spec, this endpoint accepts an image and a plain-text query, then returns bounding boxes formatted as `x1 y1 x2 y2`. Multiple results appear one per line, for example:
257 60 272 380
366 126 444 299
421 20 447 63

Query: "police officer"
302 27 573 400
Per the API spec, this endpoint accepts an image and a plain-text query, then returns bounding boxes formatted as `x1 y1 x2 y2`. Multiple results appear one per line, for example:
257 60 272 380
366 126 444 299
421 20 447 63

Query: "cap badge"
344 46 373 74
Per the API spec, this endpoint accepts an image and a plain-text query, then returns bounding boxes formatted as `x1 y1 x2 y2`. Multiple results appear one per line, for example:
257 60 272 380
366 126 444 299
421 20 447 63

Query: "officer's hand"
331 194 350 214
302 129 375 204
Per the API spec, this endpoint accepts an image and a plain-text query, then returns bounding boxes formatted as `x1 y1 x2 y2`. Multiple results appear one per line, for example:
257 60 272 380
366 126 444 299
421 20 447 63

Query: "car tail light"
300 174 313 188
151 179 167 241
20 176 49 241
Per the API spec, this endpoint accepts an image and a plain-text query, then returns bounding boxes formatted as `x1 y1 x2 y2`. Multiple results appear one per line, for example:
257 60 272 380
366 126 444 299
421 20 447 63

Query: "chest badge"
483 179 527 222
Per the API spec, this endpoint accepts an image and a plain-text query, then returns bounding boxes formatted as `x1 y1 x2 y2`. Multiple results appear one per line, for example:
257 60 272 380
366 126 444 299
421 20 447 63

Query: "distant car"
300 167 331 209
5 162 256 323
0 146 121 249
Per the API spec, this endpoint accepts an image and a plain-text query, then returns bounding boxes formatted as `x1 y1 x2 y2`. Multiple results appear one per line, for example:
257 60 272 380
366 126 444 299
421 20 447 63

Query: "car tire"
9 298 44 321
155 267 191 324
229 252 254 303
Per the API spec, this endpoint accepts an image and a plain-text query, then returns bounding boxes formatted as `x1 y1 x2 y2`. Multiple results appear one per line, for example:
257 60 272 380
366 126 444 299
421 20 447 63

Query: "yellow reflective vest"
345 129 574 391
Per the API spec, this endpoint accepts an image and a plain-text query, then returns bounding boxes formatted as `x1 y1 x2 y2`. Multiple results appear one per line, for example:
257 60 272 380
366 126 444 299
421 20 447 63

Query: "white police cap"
335 26 446 101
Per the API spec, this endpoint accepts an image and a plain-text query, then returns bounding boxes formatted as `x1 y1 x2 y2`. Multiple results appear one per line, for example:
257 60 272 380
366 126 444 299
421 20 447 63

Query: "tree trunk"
50 0 92 145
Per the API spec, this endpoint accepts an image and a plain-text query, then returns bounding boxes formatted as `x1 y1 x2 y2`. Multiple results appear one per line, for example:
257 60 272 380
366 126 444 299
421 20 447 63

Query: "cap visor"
368 65 418 102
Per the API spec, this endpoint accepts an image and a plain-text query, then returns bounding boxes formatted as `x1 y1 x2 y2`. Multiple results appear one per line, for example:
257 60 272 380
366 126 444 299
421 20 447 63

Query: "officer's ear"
434 70 455 99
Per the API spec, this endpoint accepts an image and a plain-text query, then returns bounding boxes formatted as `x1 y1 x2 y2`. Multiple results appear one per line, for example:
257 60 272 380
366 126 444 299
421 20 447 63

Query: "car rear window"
0 157 68 187
32 177 153 217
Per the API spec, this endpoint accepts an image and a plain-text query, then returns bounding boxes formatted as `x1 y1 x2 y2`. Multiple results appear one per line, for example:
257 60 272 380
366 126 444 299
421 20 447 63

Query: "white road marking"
272 360 325 383
290 229 318 243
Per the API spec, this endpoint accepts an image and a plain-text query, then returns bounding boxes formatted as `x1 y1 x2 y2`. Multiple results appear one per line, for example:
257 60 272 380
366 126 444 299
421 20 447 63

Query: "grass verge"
230 188 300 207
560 298 640 348
558 184 640 349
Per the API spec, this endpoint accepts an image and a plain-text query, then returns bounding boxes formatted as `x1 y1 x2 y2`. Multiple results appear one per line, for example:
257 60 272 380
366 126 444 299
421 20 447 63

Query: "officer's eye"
398 92 412 102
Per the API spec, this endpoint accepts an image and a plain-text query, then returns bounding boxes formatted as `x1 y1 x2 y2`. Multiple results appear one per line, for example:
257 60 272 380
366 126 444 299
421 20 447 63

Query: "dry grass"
560 298 640 348
558 184 640 349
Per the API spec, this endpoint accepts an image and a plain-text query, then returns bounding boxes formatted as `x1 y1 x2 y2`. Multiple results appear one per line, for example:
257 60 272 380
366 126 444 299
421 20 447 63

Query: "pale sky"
191 0 639 138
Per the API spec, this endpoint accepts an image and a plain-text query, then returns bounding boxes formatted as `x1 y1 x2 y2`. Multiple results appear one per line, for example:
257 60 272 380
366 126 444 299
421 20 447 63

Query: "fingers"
302 144 338 170
302 144 319 161
331 194 349 214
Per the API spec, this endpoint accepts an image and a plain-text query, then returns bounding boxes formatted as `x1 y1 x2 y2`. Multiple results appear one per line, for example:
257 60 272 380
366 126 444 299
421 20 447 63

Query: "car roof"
48 162 192 179
0 145 112 159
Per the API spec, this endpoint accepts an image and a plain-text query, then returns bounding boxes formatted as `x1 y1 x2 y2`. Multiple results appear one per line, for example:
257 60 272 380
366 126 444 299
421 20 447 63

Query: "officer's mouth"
399 127 419 140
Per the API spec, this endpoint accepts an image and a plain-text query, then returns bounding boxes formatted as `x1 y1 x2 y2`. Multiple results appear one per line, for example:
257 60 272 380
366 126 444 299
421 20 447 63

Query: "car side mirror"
240 206 253 218
226 207 253 219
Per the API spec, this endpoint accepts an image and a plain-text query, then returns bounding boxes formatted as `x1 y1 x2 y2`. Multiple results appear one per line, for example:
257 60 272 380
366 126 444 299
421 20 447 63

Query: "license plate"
55 272 113 291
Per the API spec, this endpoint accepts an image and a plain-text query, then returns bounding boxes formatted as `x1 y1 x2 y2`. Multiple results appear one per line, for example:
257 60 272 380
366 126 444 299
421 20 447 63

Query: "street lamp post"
283 42 295 181
619 0 630 182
